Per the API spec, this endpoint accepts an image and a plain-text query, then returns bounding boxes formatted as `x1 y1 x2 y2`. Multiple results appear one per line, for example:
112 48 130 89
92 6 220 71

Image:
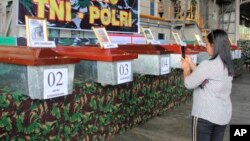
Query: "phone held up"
181 46 185 58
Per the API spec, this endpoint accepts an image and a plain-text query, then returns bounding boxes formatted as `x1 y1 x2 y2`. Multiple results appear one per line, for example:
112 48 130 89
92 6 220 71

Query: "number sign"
117 62 132 84
161 57 170 74
43 68 68 99
235 50 242 59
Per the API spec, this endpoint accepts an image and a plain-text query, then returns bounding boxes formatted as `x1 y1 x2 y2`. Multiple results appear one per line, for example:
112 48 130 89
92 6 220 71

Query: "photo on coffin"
141 27 160 44
92 27 117 48
195 34 206 46
172 32 186 46
25 16 47 45
172 32 186 58
25 16 55 47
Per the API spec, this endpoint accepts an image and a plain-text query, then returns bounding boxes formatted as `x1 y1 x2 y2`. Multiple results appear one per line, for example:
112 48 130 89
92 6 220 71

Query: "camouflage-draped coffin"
0 69 191 140
0 57 246 140
238 40 250 62
238 40 250 69
233 59 244 77
234 40 250 77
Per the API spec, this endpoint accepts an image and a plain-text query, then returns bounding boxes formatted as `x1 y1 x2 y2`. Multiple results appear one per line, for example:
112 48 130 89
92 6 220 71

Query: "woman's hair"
207 29 234 76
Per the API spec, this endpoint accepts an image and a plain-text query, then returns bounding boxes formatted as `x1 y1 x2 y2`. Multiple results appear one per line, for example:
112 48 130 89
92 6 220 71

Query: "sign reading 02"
43 68 68 99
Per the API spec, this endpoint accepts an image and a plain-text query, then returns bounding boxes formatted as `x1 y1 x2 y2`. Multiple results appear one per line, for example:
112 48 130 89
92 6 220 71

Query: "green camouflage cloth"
0 69 191 140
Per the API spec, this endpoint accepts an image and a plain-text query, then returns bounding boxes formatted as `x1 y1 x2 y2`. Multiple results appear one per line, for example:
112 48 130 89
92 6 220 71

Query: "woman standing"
181 29 234 141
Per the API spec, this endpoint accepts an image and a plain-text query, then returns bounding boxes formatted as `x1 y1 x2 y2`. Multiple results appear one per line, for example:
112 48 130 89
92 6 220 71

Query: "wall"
140 17 172 41
140 0 152 15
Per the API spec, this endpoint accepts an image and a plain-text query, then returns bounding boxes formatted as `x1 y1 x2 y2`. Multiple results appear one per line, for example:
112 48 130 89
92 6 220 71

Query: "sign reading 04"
18 0 139 33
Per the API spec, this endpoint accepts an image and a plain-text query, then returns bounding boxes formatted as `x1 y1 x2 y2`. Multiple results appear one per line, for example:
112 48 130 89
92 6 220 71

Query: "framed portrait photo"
141 27 155 44
172 32 186 46
172 32 181 45
92 27 112 48
195 34 202 45
25 16 48 47
195 34 206 47
172 32 186 57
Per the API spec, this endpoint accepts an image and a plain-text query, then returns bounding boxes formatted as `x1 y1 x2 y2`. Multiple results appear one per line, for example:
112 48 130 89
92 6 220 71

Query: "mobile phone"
181 46 185 58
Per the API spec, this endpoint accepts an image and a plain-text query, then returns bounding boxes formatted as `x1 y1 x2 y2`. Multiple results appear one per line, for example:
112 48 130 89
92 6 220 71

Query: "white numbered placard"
231 51 235 59
235 50 238 59
30 41 56 48
43 68 68 99
238 50 242 58
161 57 170 74
190 55 198 65
149 40 161 45
103 43 118 49
117 62 132 84
235 50 242 59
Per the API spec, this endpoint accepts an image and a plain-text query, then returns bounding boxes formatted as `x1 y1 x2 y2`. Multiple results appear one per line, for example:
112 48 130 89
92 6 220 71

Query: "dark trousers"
192 117 227 141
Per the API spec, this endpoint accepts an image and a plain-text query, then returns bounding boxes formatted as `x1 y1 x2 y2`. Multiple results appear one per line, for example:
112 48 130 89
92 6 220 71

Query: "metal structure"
218 0 237 42
0 0 13 36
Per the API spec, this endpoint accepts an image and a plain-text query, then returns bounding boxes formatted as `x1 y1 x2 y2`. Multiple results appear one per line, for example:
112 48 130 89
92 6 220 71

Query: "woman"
181 29 234 141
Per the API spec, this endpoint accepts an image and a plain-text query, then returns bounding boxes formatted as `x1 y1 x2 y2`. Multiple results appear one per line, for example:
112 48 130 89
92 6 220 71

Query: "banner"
18 0 139 33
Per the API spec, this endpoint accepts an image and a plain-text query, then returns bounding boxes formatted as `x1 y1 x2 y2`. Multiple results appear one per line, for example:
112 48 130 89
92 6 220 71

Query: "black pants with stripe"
192 117 227 141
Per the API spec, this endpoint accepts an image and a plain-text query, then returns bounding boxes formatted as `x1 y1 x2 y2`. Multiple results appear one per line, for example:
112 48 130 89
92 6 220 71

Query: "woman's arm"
181 58 191 78
187 56 197 71
183 67 191 78
183 61 208 89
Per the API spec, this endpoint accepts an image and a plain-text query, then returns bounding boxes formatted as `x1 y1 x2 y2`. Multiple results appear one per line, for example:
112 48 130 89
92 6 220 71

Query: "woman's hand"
186 56 197 70
186 56 193 64
181 58 191 78
181 58 190 70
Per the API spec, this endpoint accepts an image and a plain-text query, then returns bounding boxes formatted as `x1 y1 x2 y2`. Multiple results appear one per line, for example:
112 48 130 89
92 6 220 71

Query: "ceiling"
216 0 233 5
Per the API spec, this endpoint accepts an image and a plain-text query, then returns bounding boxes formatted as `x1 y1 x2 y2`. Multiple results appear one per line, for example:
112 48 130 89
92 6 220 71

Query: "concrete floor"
110 69 250 141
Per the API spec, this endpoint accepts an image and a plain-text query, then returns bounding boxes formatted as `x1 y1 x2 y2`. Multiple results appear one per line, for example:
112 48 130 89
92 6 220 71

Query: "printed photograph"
29 19 45 41
25 16 48 46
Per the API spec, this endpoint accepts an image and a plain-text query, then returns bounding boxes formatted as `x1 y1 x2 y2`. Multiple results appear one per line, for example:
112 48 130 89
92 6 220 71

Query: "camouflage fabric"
0 69 192 140
233 58 244 77
236 40 250 76
238 40 250 63
238 40 250 67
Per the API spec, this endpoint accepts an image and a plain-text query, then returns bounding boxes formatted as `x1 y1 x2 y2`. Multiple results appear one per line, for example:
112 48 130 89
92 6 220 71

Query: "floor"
110 69 250 141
